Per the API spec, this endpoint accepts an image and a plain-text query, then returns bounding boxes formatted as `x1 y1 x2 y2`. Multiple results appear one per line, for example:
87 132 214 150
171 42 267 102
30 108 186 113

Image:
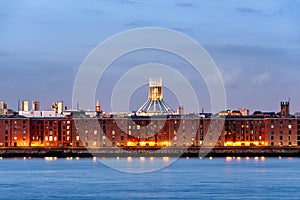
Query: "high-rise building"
32 101 40 111
0 101 7 110
0 101 8 115
18 100 29 112
51 101 64 114
281 101 290 117
177 106 184 115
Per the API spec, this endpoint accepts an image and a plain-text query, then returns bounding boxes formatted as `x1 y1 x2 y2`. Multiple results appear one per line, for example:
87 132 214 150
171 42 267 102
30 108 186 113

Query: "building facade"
0 116 30 147
1 115 300 148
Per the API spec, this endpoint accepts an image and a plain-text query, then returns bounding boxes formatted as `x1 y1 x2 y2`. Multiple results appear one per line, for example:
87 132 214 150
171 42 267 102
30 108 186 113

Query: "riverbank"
1 147 300 157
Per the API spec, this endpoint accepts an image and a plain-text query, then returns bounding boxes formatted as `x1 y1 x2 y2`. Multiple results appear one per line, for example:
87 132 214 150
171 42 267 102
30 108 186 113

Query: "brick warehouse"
0 115 299 148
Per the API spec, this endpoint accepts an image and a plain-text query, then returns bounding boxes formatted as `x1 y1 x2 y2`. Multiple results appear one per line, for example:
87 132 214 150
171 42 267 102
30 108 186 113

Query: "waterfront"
0 157 300 200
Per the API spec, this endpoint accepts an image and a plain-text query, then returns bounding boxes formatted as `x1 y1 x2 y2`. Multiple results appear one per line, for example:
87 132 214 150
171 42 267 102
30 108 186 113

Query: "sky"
0 0 300 113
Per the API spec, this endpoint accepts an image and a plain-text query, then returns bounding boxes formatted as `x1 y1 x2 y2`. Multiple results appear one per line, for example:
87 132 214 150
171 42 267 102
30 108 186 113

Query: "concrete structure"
0 101 8 115
52 101 64 114
32 101 40 111
281 101 290 117
137 78 174 116
18 100 29 112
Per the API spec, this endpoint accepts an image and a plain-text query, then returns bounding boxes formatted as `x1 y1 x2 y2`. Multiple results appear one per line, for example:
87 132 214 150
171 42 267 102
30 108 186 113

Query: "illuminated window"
49 136 53 142
137 125 140 130
112 130 115 135
76 136 80 141
14 136 17 141
271 124 274 129
94 130 97 135
288 125 292 129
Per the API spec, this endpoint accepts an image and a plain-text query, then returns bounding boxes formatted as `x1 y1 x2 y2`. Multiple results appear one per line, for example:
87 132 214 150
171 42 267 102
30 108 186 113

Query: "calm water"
0 157 300 200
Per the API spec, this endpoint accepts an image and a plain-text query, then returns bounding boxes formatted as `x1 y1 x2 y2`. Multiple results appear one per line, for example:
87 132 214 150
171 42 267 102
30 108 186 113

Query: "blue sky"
0 0 299 113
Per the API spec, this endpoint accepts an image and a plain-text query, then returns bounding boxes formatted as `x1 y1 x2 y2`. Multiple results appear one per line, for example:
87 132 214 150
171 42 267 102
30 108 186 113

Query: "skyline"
1 1 300 113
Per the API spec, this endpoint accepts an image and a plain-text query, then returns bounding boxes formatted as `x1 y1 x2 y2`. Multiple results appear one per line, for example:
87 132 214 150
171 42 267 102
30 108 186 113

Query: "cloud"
220 67 242 87
252 72 270 86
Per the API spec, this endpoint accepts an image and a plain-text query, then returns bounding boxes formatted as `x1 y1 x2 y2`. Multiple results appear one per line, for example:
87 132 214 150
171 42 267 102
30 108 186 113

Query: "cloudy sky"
0 0 299 113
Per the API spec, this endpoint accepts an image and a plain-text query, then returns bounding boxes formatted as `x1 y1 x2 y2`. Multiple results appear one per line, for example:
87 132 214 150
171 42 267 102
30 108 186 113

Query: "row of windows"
270 136 292 140
271 130 292 134
270 142 293 146
270 124 293 129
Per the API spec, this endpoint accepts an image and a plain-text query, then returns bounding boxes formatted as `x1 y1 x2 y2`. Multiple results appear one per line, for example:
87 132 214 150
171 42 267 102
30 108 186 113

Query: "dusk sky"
1 0 300 113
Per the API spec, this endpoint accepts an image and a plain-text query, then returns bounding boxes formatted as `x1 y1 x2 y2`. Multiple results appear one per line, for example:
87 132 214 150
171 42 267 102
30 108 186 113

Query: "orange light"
127 157 132 163
140 157 146 162
150 157 155 162
140 142 146 146
226 157 233 161
163 157 170 162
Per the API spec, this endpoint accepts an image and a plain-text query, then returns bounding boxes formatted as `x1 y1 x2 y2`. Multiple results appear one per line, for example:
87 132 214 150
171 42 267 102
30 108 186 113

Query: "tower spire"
148 77 163 101
137 78 174 116
96 99 101 113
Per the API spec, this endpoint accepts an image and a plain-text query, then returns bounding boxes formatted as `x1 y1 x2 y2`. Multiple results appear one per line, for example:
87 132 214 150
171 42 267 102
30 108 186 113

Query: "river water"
0 157 299 200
